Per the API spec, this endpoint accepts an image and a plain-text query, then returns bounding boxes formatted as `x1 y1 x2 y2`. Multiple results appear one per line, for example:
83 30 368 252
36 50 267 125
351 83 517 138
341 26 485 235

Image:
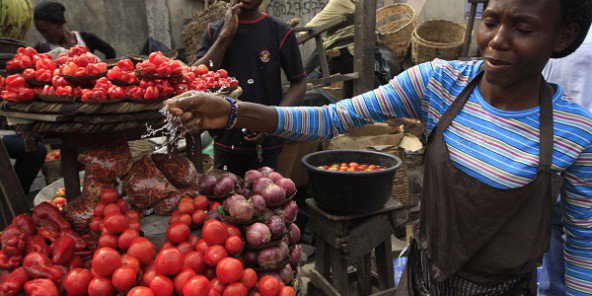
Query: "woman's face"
476 0 578 88
35 20 64 44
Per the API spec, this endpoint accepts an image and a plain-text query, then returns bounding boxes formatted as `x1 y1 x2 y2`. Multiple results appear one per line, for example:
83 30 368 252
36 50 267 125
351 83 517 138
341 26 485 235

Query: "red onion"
261 184 286 207
279 242 289 261
278 264 294 284
206 209 221 221
199 175 217 195
266 216 287 241
288 223 301 244
244 170 264 186
229 200 254 222
223 194 246 214
245 223 271 247
253 178 274 194
249 195 267 215
267 172 283 183
257 246 285 270
289 245 302 268
275 201 298 223
261 209 274 223
276 178 296 197
242 249 259 267
213 176 236 197
258 166 274 175
221 172 239 183
238 188 251 197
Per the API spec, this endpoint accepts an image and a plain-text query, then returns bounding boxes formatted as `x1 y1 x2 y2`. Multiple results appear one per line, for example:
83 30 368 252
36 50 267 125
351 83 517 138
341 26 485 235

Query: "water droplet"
209 60 214 68
247 79 254 84
223 165 228 171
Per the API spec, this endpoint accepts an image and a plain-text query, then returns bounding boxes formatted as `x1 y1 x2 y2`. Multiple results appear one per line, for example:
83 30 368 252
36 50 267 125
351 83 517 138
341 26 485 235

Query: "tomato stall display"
319 162 384 172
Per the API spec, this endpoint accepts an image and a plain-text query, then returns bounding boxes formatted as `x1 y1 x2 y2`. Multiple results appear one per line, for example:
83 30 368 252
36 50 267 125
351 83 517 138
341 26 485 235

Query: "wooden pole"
353 0 377 95
0 141 29 216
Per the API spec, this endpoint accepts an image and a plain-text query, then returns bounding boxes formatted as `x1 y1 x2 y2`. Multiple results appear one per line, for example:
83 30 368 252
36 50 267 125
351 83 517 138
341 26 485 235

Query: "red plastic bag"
81 172 116 206
154 188 200 216
123 155 177 209
62 197 95 234
77 140 133 182
152 153 200 188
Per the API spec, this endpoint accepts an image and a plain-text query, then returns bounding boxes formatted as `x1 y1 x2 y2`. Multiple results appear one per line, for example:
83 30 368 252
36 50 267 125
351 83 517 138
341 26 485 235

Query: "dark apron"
396 70 564 296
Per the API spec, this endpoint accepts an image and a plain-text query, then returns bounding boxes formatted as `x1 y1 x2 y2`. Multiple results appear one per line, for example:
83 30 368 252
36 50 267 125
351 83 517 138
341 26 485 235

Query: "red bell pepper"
25 235 51 257
0 250 22 270
1 225 29 257
51 235 75 265
36 227 59 244
59 229 87 251
5 75 25 88
0 267 30 296
22 252 63 284
23 279 59 296
32 202 70 230
11 214 35 235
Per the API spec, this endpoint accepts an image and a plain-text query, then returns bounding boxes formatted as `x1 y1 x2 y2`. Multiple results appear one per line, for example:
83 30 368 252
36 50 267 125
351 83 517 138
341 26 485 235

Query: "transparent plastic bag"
152 153 200 188
81 172 117 206
78 139 133 182
123 155 177 209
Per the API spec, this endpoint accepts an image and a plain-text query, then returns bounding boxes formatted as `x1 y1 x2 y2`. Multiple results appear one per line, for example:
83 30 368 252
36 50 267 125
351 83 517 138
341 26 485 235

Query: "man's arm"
193 0 242 69
278 27 307 107
280 78 307 106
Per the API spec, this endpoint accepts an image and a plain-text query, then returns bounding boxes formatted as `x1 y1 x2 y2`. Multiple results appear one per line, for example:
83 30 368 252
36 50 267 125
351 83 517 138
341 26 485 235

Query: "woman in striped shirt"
169 0 592 294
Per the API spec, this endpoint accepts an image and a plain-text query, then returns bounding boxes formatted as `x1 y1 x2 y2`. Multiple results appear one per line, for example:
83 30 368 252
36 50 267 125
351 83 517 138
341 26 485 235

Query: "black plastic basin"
301 150 402 215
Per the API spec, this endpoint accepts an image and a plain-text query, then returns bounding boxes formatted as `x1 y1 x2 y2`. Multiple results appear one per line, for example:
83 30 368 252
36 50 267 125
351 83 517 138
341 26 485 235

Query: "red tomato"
150 275 175 296
92 247 122 277
174 268 197 295
183 251 205 274
162 242 175 249
128 237 156 266
196 239 209 253
88 277 115 296
94 202 106 217
112 267 137 292
127 286 155 296
103 203 121 216
257 276 282 296
64 268 92 296
223 283 247 296
154 247 184 276
277 287 296 296
204 267 216 280
178 242 194 256
101 188 118 204
117 199 129 213
216 69 229 78
194 196 209 210
169 211 180 224
118 229 140 250
103 212 128 234
179 199 195 214
24 279 59 296
143 268 157 287
195 64 209 75
98 234 118 249
192 210 207 225
179 214 192 226
210 278 226 293
224 236 244 256
240 268 257 289
226 226 241 237
183 275 211 296
209 289 221 296
209 202 222 212
216 257 244 284
205 245 228 267
202 220 228 246
121 254 141 274
188 234 200 247
166 222 191 244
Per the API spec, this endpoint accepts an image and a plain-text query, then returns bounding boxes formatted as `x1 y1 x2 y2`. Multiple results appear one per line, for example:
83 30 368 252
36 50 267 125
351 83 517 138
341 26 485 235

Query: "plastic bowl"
302 149 402 215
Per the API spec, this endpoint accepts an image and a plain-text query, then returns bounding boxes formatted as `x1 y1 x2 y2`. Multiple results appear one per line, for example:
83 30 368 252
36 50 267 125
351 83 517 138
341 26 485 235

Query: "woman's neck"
478 74 543 111
58 28 77 48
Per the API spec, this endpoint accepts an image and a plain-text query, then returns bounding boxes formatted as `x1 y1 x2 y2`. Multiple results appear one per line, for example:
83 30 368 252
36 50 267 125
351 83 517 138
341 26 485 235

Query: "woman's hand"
166 91 231 133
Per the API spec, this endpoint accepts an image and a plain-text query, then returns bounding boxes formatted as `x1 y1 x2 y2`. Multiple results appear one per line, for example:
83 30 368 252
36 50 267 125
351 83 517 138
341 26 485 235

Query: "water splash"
142 105 188 152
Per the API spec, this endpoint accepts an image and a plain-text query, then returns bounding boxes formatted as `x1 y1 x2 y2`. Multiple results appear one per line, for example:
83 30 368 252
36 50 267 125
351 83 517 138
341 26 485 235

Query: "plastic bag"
78 140 133 182
152 153 200 188
154 188 200 216
62 197 95 234
81 172 117 206
123 155 177 209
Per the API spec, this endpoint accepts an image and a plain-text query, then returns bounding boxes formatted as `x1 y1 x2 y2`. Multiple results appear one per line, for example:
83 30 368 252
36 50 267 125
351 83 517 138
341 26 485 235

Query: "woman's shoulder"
552 87 592 143
427 58 483 82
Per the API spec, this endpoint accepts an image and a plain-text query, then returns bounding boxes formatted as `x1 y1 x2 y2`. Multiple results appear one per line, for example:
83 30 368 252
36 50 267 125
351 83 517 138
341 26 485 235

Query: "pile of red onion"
201 167 302 284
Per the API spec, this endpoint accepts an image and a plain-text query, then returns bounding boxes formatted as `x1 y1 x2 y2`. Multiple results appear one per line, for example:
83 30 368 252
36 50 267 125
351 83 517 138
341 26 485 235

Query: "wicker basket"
183 1 228 64
411 20 466 64
376 4 417 59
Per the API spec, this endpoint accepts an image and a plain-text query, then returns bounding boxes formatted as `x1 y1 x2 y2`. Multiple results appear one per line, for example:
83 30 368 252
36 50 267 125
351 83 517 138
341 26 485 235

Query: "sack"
154 188 200 216
123 155 177 209
78 140 133 182
152 153 200 189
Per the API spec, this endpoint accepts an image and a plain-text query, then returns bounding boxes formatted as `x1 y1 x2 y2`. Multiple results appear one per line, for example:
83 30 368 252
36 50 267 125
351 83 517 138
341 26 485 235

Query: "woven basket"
411 20 466 64
376 4 417 59
183 1 228 64
367 145 409 206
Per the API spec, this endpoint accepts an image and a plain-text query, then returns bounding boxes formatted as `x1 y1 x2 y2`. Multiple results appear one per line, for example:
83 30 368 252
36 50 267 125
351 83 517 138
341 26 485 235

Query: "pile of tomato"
319 162 384 172
1 46 238 104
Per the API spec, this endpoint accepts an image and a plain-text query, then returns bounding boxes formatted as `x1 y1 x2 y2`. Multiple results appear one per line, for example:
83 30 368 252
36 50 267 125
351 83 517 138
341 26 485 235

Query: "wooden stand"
306 199 403 296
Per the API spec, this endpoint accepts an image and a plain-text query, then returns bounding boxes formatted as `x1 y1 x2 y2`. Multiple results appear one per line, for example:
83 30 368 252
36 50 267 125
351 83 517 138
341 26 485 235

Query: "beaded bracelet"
225 97 238 129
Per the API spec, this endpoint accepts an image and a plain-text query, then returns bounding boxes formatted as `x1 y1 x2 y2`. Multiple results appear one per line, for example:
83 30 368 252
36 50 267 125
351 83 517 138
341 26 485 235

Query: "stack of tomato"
21 56 58 84
5 47 52 71
107 59 139 86
59 46 108 78
173 65 239 95
40 75 81 98
1 74 36 102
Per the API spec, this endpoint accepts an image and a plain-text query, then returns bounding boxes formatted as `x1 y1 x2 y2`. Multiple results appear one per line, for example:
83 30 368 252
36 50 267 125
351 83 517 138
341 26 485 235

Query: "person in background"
33 2 116 59
193 0 307 177
1 135 46 196
538 28 592 296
